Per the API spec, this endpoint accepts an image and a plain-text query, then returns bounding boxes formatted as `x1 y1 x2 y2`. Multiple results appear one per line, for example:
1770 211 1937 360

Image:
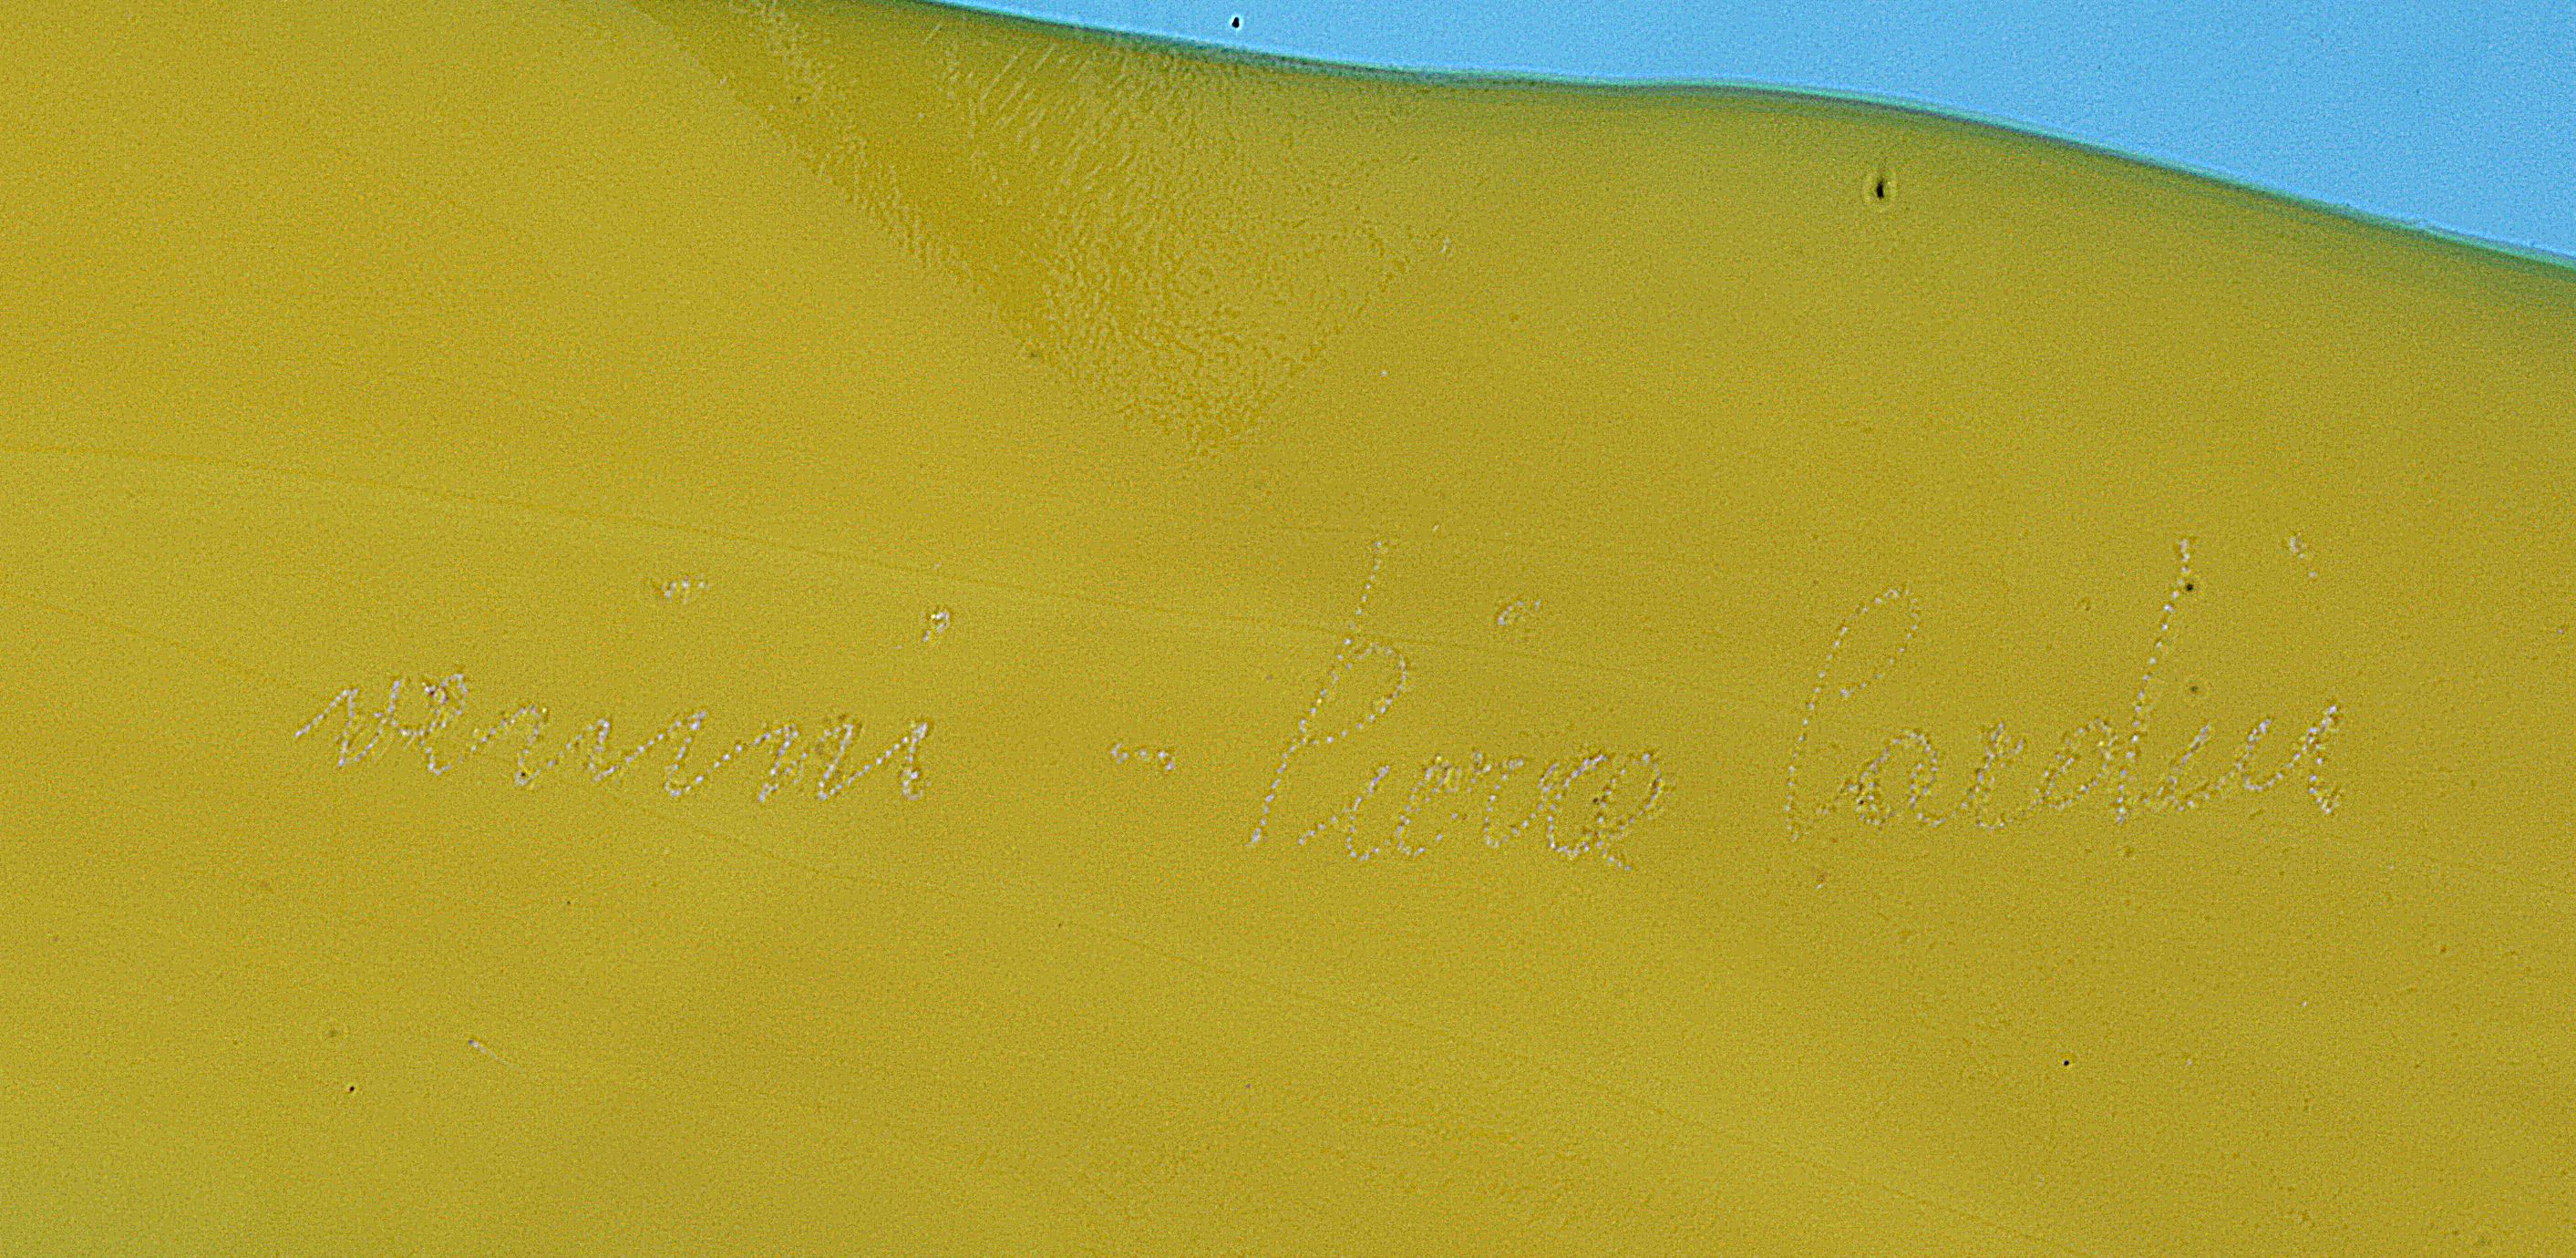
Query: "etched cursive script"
1248 541 1665 869
294 672 932 804
1785 539 2341 839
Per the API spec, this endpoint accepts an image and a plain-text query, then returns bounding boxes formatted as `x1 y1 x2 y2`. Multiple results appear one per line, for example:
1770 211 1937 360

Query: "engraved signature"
293 672 931 805
1249 541 1664 870
1785 539 2341 838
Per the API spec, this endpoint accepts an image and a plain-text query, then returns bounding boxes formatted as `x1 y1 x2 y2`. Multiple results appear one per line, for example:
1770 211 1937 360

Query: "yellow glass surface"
3 1 2572 1253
